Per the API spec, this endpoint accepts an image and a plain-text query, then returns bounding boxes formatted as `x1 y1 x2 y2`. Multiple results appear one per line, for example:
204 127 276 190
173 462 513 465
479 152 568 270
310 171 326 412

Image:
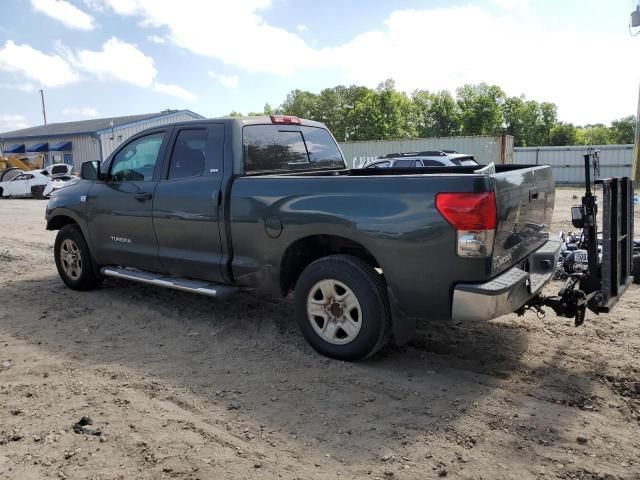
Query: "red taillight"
270 115 301 125
435 192 497 230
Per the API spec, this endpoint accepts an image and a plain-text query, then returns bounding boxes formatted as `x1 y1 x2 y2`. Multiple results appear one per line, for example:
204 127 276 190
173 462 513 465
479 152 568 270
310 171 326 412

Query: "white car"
43 174 79 197
0 164 74 198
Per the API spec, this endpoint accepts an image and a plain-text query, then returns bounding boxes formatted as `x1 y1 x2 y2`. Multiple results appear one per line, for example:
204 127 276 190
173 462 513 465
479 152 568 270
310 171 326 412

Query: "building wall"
0 134 100 171
338 135 514 168
513 144 634 183
99 111 201 159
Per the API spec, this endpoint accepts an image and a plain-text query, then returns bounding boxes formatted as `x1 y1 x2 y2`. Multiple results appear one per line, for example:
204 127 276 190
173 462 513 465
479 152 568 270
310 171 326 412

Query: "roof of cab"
145 115 327 130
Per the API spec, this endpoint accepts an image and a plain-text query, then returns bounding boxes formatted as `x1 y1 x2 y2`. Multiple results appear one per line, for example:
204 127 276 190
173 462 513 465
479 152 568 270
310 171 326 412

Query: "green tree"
610 115 636 144
539 102 557 145
376 79 417 140
549 122 578 146
280 89 319 119
227 110 243 117
412 89 461 137
456 83 506 135
575 124 613 145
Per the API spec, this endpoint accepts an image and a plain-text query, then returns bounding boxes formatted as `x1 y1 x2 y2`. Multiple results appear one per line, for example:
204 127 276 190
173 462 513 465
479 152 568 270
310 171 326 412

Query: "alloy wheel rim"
306 279 362 345
60 239 82 280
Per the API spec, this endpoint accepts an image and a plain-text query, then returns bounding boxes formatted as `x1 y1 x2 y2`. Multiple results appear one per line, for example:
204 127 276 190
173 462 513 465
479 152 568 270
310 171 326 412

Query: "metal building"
0 109 203 170
338 135 514 169
513 144 634 183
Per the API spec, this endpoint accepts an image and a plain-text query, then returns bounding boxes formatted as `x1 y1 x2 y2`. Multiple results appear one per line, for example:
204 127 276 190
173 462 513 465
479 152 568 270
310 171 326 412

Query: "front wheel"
54 225 103 290
294 255 390 361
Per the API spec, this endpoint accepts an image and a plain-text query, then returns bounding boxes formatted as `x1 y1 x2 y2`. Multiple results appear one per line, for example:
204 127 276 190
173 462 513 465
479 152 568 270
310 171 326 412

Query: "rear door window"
301 127 343 167
393 159 416 167
243 125 344 173
168 129 208 180
420 159 445 167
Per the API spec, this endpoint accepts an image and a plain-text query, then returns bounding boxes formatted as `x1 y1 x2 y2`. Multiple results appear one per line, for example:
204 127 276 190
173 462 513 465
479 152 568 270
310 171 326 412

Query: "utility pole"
632 3 640 182
39 89 47 125
634 84 640 182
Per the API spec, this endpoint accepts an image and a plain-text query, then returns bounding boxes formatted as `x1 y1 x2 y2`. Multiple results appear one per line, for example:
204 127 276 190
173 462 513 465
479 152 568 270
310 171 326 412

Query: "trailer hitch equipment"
525 149 634 325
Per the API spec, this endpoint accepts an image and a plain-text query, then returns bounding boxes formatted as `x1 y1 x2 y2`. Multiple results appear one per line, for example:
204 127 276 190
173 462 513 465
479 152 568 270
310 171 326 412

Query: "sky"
0 0 638 133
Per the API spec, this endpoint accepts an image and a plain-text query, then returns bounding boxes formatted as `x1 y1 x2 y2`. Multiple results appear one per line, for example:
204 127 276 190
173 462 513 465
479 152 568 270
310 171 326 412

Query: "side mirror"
80 160 100 180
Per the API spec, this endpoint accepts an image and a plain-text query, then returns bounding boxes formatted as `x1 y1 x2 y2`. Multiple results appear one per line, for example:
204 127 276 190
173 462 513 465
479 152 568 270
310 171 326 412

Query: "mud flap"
387 287 416 345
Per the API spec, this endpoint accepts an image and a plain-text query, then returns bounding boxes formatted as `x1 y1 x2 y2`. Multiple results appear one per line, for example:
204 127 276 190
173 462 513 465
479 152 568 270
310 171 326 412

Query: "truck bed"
229 163 555 322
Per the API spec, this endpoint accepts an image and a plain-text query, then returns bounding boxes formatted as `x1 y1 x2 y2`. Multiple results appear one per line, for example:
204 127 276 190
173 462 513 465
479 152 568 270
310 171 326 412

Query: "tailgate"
490 165 555 275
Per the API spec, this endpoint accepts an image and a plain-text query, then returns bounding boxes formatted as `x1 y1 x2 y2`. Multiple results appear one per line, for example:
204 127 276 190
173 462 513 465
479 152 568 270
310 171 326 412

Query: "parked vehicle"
364 151 479 168
0 164 74 198
45 116 630 361
42 174 79 198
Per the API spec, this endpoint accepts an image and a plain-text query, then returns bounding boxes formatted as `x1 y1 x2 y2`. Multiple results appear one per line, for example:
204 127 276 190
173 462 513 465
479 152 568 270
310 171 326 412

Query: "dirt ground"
0 188 639 480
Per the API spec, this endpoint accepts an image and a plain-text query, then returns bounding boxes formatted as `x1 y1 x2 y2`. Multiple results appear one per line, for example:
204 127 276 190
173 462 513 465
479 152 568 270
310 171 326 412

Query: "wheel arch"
279 234 380 296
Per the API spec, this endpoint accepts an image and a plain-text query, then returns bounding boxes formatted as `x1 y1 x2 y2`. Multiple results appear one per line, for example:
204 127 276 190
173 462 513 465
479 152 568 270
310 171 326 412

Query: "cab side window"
110 132 164 182
168 129 207 180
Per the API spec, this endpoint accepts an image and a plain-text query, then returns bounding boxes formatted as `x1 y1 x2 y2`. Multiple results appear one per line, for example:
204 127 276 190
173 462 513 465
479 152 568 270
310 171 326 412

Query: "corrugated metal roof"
0 109 203 139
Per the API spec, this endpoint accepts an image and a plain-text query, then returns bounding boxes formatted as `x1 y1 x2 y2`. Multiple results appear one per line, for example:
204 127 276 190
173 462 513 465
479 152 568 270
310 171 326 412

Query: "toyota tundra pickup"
44 115 584 360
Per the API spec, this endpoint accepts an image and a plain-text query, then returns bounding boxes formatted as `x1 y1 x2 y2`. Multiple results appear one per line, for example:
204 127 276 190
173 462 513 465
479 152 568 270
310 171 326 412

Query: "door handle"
135 192 153 201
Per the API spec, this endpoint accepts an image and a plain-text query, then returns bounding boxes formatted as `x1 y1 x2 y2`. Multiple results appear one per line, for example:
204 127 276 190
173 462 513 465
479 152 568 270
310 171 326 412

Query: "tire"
294 254 390 361
31 185 46 199
633 255 640 284
54 224 103 290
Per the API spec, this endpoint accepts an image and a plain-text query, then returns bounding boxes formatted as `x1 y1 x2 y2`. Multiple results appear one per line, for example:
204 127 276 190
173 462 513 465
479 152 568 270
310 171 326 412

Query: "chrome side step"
101 266 238 299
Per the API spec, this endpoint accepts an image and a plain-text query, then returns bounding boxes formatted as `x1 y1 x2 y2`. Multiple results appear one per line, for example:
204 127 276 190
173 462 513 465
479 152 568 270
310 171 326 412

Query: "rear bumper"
451 240 561 322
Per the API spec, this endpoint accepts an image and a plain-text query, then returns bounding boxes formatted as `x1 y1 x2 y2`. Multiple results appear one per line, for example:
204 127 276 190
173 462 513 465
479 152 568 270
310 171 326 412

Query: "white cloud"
147 35 166 44
0 114 29 132
92 1 638 124
31 0 94 30
208 71 239 89
74 37 157 87
296 24 308 32
62 107 99 117
97 0 316 74
0 82 36 92
0 40 79 87
325 6 639 124
153 82 196 101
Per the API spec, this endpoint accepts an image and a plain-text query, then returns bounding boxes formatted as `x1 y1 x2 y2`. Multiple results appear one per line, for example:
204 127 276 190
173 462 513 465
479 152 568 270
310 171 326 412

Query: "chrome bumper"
451 240 562 322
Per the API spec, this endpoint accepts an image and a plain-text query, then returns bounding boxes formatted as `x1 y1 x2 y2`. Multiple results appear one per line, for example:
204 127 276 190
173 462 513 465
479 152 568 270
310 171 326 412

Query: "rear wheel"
294 255 390 361
54 225 103 290
633 255 640 284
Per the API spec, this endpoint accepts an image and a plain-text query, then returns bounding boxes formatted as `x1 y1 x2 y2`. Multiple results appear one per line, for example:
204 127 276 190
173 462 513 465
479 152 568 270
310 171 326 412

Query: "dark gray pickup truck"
46 115 561 361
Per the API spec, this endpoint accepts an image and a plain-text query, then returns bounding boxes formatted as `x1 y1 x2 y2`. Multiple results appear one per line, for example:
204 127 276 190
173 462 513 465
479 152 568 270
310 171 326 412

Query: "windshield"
243 125 345 174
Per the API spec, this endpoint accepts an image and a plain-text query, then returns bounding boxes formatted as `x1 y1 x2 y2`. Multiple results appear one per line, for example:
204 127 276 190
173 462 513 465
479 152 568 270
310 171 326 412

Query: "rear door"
87 129 169 271
152 123 226 282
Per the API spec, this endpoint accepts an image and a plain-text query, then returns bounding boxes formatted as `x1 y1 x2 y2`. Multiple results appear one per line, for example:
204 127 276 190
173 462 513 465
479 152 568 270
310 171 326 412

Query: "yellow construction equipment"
0 154 45 171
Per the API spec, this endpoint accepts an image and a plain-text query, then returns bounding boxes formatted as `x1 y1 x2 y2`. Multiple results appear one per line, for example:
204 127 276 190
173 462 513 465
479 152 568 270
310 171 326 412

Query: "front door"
87 130 168 271
153 124 225 282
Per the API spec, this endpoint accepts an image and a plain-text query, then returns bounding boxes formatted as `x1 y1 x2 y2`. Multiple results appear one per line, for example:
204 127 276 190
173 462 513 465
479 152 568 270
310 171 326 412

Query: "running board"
101 267 238 299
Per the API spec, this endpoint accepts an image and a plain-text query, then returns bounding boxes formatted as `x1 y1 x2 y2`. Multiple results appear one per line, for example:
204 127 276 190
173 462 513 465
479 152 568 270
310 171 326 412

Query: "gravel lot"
0 188 639 480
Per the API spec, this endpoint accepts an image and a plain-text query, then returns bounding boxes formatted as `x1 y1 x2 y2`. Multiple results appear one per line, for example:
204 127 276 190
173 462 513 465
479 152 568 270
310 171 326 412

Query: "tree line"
229 79 636 147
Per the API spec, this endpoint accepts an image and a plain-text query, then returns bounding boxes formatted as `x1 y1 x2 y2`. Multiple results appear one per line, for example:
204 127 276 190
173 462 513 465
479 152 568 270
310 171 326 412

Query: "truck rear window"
243 125 344 173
